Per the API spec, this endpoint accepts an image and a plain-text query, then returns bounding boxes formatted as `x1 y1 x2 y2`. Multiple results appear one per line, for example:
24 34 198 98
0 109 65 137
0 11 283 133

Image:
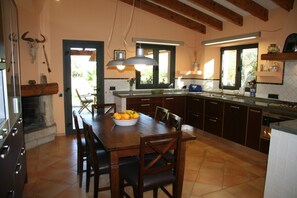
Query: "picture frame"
114 50 126 59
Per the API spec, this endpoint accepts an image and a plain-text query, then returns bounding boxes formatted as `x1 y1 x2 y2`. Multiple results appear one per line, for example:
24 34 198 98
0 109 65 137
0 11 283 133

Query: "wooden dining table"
83 113 196 197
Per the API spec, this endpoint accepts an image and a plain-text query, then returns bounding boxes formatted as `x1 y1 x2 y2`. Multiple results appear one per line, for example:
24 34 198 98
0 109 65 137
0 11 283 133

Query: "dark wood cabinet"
260 138 270 154
127 97 163 118
204 99 223 136
163 96 186 120
223 103 248 145
186 96 204 129
246 107 262 150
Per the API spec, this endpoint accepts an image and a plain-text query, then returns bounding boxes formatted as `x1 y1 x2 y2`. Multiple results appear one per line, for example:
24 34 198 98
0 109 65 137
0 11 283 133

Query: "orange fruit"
132 113 139 119
121 113 130 120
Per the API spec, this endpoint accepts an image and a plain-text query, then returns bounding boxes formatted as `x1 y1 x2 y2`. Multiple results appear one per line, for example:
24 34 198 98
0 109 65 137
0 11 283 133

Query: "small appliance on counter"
189 84 202 92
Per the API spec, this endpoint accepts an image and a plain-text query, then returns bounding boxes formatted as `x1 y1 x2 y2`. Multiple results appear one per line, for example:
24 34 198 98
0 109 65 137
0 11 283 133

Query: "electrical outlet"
110 86 116 90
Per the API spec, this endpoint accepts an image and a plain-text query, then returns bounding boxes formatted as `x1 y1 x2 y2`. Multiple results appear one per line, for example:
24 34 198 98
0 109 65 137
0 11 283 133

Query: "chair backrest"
75 89 84 102
154 106 169 122
138 132 182 193
81 118 99 171
73 110 83 147
92 103 116 116
166 112 183 131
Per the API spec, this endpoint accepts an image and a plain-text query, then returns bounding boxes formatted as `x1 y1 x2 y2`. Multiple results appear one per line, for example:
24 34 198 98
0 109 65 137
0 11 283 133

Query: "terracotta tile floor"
23 128 267 198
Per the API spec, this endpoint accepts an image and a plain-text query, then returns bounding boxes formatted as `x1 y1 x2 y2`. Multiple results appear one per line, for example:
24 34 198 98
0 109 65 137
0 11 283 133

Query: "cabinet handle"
193 114 200 117
15 163 22 174
0 145 10 159
0 128 8 140
141 104 150 107
250 109 261 113
21 147 26 155
141 98 150 101
18 117 23 124
193 99 200 102
210 101 218 105
165 97 174 100
209 118 217 123
11 128 18 136
230 105 240 109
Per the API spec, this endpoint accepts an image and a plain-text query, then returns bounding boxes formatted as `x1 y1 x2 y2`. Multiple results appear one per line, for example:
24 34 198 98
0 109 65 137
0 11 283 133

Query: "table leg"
110 152 120 198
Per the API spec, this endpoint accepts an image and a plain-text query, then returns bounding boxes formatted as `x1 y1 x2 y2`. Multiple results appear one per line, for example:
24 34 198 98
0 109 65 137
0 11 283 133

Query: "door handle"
65 88 70 92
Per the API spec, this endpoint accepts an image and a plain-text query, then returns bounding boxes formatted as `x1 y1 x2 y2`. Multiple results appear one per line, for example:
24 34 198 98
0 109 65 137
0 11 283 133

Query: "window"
135 44 175 89
220 44 258 90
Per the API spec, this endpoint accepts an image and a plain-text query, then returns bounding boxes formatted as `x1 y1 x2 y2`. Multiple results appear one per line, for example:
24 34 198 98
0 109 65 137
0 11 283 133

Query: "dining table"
83 113 196 197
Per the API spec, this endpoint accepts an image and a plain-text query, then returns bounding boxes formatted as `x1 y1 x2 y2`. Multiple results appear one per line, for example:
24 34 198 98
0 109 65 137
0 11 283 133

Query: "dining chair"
166 112 183 131
154 106 169 122
91 103 116 116
81 118 137 198
120 132 182 198
76 88 93 114
72 110 87 188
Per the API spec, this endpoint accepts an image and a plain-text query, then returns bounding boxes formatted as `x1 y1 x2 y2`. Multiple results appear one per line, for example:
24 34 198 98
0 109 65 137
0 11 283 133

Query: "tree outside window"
220 44 258 90
136 44 175 89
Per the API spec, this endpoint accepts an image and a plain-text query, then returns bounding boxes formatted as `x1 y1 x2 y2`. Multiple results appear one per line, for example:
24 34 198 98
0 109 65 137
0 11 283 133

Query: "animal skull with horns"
21 31 46 63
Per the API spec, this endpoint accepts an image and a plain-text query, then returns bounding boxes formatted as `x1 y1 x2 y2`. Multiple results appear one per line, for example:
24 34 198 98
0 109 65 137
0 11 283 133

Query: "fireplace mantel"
21 83 59 97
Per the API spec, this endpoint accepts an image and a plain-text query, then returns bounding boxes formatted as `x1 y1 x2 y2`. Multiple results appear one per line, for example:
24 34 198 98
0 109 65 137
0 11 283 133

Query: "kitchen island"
264 120 297 198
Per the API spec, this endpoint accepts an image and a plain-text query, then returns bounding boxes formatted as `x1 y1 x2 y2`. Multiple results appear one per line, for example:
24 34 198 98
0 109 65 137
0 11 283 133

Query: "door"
63 40 104 135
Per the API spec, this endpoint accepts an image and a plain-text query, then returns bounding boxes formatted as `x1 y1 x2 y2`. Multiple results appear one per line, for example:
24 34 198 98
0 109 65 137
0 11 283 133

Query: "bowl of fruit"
112 110 140 126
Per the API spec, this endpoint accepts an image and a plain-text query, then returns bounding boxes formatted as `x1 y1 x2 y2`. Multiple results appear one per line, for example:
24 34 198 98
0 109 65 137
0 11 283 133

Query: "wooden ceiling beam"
150 0 222 31
189 0 243 26
119 0 206 34
271 0 294 11
225 0 268 21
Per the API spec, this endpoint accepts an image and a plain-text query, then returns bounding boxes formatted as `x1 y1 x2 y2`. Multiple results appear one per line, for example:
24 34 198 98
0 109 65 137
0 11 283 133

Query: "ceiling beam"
150 0 222 31
189 0 243 26
119 0 206 34
271 0 294 11
225 0 268 21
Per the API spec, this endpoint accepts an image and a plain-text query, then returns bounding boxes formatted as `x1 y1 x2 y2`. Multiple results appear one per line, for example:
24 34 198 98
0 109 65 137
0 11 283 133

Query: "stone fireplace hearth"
21 83 58 149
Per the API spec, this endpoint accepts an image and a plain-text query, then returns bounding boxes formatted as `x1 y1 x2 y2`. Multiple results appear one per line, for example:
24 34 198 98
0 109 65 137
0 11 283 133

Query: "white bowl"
112 118 139 126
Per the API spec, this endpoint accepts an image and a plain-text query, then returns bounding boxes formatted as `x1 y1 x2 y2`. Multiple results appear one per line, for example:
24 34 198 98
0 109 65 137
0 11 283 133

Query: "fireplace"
21 83 59 149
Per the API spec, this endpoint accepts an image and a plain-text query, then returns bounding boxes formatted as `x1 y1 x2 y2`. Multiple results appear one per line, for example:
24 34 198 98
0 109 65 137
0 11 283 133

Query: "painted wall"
15 0 297 135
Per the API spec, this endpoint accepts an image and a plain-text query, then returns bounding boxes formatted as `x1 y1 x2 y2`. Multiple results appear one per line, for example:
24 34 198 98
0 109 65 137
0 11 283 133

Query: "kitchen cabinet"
223 103 248 145
204 99 223 136
246 107 262 150
186 96 204 129
127 97 163 118
163 96 186 120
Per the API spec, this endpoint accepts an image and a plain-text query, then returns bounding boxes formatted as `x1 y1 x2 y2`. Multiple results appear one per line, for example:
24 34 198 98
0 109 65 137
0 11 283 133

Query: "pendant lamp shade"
106 51 126 70
123 48 158 66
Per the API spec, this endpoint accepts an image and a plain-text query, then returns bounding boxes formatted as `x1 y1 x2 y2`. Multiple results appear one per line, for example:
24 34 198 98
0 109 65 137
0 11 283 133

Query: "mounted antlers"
21 31 46 63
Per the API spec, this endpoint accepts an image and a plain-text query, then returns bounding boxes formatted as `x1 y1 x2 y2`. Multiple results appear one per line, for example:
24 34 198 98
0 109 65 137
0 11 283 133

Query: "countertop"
271 120 297 135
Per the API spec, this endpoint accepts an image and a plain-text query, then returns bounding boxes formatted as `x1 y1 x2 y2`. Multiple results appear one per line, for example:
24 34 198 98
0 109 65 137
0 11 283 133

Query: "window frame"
220 43 258 90
135 44 176 89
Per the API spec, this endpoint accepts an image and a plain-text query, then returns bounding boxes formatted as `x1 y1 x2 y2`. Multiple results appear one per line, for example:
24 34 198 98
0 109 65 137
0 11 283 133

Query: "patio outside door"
63 40 104 135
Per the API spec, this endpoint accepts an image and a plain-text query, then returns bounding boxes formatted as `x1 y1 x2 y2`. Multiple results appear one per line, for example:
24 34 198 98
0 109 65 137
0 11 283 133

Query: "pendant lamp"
123 48 158 71
106 51 126 70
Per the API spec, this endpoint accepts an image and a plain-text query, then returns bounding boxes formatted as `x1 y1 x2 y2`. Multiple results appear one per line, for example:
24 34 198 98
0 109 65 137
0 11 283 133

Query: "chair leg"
86 160 91 193
94 174 99 198
153 188 158 198
78 154 83 188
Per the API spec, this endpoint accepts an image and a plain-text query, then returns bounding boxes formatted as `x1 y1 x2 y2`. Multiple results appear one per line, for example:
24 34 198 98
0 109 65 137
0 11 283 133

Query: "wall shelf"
261 52 297 61
21 83 59 97
255 71 282 77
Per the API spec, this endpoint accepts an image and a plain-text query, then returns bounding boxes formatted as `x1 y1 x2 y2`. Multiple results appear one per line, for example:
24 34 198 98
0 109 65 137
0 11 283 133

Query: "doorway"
63 40 104 135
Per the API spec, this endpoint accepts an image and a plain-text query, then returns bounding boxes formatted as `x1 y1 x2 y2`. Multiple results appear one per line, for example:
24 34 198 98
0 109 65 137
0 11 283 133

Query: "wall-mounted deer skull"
21 31 46 63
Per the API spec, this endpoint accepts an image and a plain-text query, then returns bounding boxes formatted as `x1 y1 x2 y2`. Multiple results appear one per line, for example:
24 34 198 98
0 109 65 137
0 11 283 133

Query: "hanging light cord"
123 0 136 51
107 0 120 59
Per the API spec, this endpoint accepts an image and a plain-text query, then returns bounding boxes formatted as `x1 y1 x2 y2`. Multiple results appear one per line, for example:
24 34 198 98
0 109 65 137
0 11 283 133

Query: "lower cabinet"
163 96 186 120
204 115 223 136
0 116 27 197
186 96 204 129
223 103 248 145
246 107 262 150
127 97 163 118
204 99 223 136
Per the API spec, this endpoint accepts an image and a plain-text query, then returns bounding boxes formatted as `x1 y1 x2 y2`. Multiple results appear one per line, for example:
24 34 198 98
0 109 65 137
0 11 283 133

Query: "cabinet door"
205 99 223 118
204 115 222 136
127 97 163 117
163 96 186 120
223 103 247 145
246 107 262 150
187 97 204 129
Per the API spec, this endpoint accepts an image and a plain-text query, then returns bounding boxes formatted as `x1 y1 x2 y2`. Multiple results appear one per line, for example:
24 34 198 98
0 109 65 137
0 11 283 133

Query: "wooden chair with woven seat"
72 110 87 188
119 132 182 198
91 103 116 116
76 88 93 114
154 106 169 122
